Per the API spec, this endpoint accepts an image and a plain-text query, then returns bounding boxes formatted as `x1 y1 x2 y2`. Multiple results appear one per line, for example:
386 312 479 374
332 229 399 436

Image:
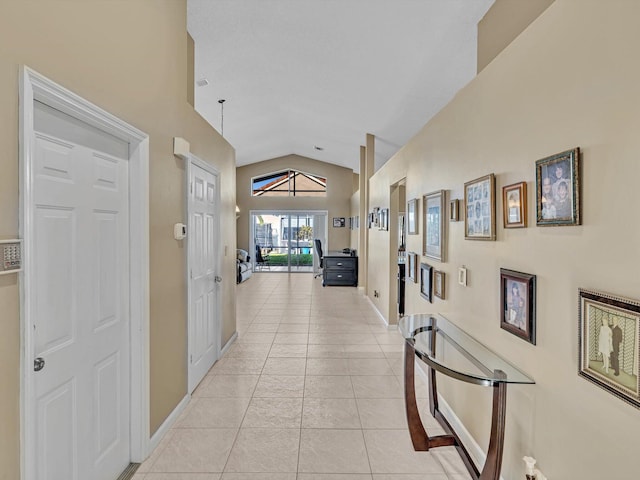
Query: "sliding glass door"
251 211 327 273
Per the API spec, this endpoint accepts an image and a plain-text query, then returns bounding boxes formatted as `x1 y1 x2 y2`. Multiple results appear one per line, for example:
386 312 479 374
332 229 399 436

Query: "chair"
313 238 323 278
255 244 270 270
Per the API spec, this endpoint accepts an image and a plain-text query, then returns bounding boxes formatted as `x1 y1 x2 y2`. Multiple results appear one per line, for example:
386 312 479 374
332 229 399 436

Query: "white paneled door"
32 126 130 480
188 162 220 393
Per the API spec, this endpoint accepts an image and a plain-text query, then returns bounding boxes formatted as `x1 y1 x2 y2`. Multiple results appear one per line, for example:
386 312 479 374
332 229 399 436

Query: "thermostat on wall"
1 239 22 275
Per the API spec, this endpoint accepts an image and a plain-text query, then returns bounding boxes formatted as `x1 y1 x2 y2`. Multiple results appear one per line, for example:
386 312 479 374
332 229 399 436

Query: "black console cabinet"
323 252 358 286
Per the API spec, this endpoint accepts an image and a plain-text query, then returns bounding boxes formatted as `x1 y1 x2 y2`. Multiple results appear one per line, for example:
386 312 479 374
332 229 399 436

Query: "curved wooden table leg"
404 340 430 451
480 370 507 480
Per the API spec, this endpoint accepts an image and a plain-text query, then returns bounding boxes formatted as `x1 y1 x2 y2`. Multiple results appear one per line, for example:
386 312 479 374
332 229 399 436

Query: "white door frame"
19 66 150 480
184 153 222 393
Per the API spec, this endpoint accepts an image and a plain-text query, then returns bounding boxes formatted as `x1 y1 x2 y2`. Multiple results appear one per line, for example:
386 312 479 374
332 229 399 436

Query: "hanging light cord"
218 99 226 137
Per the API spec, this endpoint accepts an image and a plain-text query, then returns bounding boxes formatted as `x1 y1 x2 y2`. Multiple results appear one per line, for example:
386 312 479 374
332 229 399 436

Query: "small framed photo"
500 269 536 344
378 208 389 231
407 252 418 283
423 190 446 262
502 181 527 228
464 173 496 240
355 216 359 229
333 217 346 228
579 289 640 409
407 198 419 235
450 199 460 222
420 263 433 303
536 147 580 226
433 270 445 300
348 217 353 230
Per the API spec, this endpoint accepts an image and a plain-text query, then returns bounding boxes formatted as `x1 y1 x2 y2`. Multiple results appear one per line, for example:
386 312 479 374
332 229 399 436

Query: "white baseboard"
365 295 390 327
221 331 238 357
148 393 191 454
414 363 505 480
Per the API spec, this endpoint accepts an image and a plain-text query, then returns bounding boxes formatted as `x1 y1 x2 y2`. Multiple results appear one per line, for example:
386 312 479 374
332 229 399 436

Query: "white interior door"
188 161 220 393
31 103 130 480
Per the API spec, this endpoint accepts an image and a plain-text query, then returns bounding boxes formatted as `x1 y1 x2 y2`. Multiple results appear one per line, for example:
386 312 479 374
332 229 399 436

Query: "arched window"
251 170 327 197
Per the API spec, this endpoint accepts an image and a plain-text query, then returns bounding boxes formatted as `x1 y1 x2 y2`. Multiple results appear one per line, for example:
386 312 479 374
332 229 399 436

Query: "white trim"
148 394 191 454
414 363 506 480
19 66 150 479
221 331 238 357
365 295 389 327
184 153 222 394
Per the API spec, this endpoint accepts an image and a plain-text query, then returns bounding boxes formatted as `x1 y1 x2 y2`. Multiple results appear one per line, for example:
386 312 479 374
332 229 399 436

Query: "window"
252 170 327 197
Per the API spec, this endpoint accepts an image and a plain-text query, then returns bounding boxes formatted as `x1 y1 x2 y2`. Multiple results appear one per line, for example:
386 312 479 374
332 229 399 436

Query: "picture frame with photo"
502 181 527 228
464 173 496 240
333 217 345 228
433 270 445 300
407 198 419 235
423 190 446 262
378 208 389 231
420 263 433 303
578 289 640 410
500 269 536 344
407 252 418 283
536 147 580 226
450 199 460 222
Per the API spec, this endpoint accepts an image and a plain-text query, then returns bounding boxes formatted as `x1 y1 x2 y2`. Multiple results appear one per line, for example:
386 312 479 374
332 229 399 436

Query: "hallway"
134 273 470 479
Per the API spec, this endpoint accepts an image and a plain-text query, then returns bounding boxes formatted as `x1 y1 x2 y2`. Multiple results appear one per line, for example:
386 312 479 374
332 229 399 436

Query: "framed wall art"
433 270 445 299
333 217 346 228
423 190 446 261
578 289 640 409
500 269 536 344
379 208 389 231
502 181 527 228
407 252 418 283
536 147 580 226
420 262 433 302
407 198 419 235
450 199 460 222
464 173 496 240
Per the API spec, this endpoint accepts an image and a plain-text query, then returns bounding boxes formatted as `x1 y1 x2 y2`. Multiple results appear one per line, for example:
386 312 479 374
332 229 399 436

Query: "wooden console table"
399 314 535 480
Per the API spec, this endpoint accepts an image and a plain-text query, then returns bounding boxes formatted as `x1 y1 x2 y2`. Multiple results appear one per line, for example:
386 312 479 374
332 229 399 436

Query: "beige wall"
0 2 236 476
478 0 555 72
236 155 354 253
368 1 640 478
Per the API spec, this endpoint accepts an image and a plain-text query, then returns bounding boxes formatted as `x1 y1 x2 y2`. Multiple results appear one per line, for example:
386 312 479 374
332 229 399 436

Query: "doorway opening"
251 211 327 273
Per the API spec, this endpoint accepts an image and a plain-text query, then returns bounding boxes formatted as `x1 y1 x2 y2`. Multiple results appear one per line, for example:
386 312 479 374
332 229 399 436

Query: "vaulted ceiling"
188 0 494 173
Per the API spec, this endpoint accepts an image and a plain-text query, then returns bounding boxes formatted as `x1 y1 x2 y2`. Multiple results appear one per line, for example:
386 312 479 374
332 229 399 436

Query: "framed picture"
464 173 496 240
536 147 580 226
407 198 419 235
407 252 418 283
502 181 527 228
333 217 345 228
423 190 446 261
579 289 640 410
500 269 536 344
378 208 389 231
433 270 445 299
450 199 460 222
420 263 433 302
372 207 380 227
355 216 359 229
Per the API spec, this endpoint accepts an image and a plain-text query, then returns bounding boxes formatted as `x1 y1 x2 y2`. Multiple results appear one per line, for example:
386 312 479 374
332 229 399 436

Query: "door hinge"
190 354 193 364
190 182 193 194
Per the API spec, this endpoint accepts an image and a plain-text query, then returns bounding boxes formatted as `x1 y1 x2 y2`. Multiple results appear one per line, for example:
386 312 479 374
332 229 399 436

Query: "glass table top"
399 314 535 385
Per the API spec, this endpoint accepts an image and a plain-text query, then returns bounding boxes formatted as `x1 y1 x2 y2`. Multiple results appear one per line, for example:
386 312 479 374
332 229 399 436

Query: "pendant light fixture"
218 99 226 137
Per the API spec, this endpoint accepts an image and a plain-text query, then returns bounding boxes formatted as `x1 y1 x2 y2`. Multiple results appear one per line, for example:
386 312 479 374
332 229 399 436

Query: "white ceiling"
187 0 494 173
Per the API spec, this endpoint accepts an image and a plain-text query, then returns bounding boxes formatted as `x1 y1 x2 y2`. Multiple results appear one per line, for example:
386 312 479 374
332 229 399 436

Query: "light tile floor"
134 273 471 480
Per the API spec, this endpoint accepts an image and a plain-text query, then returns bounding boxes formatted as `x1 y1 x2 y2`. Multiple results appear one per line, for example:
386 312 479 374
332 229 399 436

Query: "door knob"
34 357 45 372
